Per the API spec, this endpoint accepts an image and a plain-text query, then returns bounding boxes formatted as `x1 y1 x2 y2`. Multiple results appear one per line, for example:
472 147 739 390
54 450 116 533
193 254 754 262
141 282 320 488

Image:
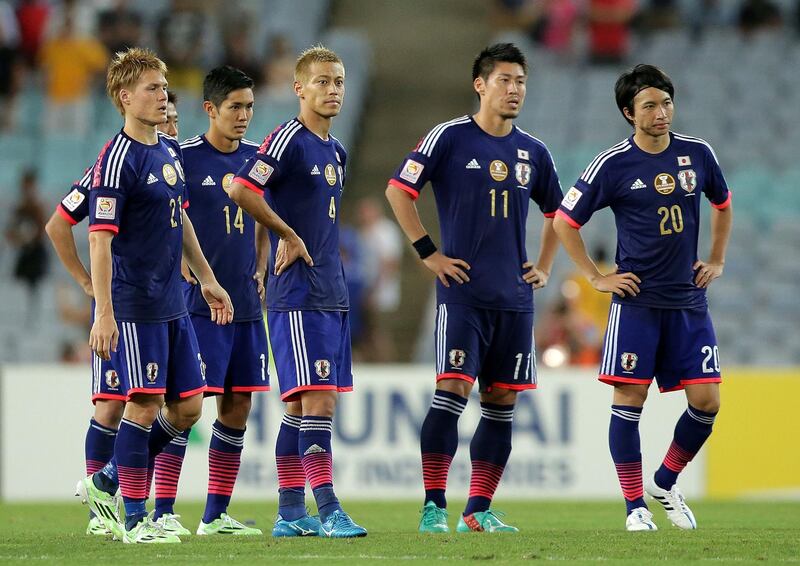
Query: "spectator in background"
262 34 296 101
536 295 601 367
15 0 49 68
5 169 48 326
587 0 638 65
39 13 108 135
738 0 783 36
156 0 214 92
539 0 579 56
222 17 263 86
639 0 681 32
339 224 368 358
0 0 21 132
45 0 96 39
357 197 402 362
97 0 143 55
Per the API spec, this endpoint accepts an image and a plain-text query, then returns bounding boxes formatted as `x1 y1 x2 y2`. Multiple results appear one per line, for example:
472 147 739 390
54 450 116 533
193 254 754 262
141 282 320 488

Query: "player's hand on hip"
592 272 641 298
693 260 723 288
202 281 235 325
181 260 198 285
275 232 313 276
422 252 470 288
89 314 118 361
253 270 266 301
522 261 549 289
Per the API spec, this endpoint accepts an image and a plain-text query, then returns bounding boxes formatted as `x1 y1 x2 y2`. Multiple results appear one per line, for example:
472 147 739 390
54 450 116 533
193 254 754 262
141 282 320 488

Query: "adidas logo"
310 165 320 175
303 444 326 455
466 159 481 169
630 178 647 190
147 173 158 184
202 175 216 186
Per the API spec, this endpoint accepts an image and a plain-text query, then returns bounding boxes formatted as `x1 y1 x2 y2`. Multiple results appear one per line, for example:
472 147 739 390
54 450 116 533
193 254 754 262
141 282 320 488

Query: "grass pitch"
0 500 798 564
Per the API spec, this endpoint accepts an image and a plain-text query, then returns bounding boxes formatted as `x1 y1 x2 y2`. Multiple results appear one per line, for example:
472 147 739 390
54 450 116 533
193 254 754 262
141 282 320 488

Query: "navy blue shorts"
191 315 270 395
599 303 722 392
434 303 536 392
112 315 207 400
268 310 353 402
91 354 126 404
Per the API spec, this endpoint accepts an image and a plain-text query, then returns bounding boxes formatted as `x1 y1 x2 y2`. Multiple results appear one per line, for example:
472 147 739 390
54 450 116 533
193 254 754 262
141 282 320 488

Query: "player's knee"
165 394 203 429
218 392 252 428
124 395 163 425
436 378 473 399
691 397 720 414
301 390 337 417
613 383 648 407
94 400 125 428
480 388 517 406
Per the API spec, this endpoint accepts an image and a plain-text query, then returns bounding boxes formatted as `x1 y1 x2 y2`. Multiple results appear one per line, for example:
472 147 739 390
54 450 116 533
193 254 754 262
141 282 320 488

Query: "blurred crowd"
492 0 798 64
0 0 299 134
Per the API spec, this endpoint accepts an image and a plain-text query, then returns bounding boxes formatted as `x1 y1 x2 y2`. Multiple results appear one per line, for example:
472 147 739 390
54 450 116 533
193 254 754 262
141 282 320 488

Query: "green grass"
0 500 798 564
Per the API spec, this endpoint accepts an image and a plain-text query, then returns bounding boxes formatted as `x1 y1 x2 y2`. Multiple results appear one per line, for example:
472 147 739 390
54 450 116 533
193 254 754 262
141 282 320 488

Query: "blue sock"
113 419 151 529
299 416 341 522
276 414 306 521
609 405 646 514
202 420 245 524
153 428 190 519
420 389 467 509
464 402 514 516
85 419 117 518
654 405 717 490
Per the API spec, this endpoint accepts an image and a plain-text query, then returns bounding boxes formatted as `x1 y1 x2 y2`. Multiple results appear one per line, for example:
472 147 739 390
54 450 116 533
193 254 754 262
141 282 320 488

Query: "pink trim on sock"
615 461 643 501
207 448 242 496
468 460 505 500
276 455 306 489
422 453 453 491
301 452 333 489
86 459 106 476
118 465 150 500
662 441 695 473
154 452 185 499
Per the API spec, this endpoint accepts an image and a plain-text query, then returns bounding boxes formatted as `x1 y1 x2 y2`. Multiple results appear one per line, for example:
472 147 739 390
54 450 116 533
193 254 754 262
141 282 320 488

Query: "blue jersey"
233 118 349 312
56 167 92 225
389 116 563 312
88 130 189 322
557 132 731 309
180 135 262 322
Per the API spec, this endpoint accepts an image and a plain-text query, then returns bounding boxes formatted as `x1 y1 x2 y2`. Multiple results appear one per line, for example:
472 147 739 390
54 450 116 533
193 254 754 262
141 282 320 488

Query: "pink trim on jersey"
182 199 190 209
258 123 285 154
280 384 337 402
486 382 538 391
711 192 732 210
337 386 353 393
436 372 476 384
660 384 685 393
204 386 225 395
599 374 652 386
88 223 119 234
126 387 167 398
231 385 271 392
92 138 114 188
658 376 722 393
388 178 419 199
179 384 207 398
556 209 582 229
234 176 264 196
92 392 127 404
543 211 556 218
56 204 79 225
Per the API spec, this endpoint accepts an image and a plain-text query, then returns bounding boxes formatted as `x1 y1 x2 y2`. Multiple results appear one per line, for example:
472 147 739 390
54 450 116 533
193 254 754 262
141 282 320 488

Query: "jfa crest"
677 169 697 193
105 370 120 389
146 362 159 383
315 359 331 380
448 349 466 369
515 162 531 186
620 352 638 372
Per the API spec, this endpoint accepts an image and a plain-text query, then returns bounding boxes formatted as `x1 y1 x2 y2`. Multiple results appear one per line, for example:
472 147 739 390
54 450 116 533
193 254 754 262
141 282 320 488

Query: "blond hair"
294 44 343 84
106 47 168 116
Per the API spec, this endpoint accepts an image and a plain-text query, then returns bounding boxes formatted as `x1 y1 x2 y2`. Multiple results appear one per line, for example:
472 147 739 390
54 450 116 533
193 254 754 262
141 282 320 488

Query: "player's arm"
181 210 234 324
253 222 269 300
523 217 558 289
228 182 312 275
45 212 93 297
385 183 470 288
553 215 640 298
694 203 732 288
88 230 118 360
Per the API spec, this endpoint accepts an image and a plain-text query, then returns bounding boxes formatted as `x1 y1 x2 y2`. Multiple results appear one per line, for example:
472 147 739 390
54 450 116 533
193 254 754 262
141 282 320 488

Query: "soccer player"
45 89 182 537
179 65 267 536
228 45 367 538
552 64 732 531
385 43 562 533
75 47 234 544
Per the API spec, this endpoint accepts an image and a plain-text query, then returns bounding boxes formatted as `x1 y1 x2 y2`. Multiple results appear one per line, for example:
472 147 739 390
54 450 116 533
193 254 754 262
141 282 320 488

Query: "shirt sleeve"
88 138 134 234
700 145 731 210
530 146 563 218
387 125 451 200
233 122 297 196
56 166 93 225
557 159 615 229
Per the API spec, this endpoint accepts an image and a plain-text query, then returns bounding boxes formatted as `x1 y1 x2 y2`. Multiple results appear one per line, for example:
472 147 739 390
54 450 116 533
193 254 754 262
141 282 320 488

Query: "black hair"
167 89 177 105
614 64 675 126
472 43 527 82
203 65 254 107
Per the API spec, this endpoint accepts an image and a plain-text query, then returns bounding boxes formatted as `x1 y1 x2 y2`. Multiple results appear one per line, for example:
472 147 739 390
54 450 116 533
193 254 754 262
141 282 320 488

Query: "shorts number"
260 353 266 381
490 188 509 218
513 352 531 380
169 196 183 227
701 345 720 373
658 204 684 235
328 196 336 221
223 205 244 234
